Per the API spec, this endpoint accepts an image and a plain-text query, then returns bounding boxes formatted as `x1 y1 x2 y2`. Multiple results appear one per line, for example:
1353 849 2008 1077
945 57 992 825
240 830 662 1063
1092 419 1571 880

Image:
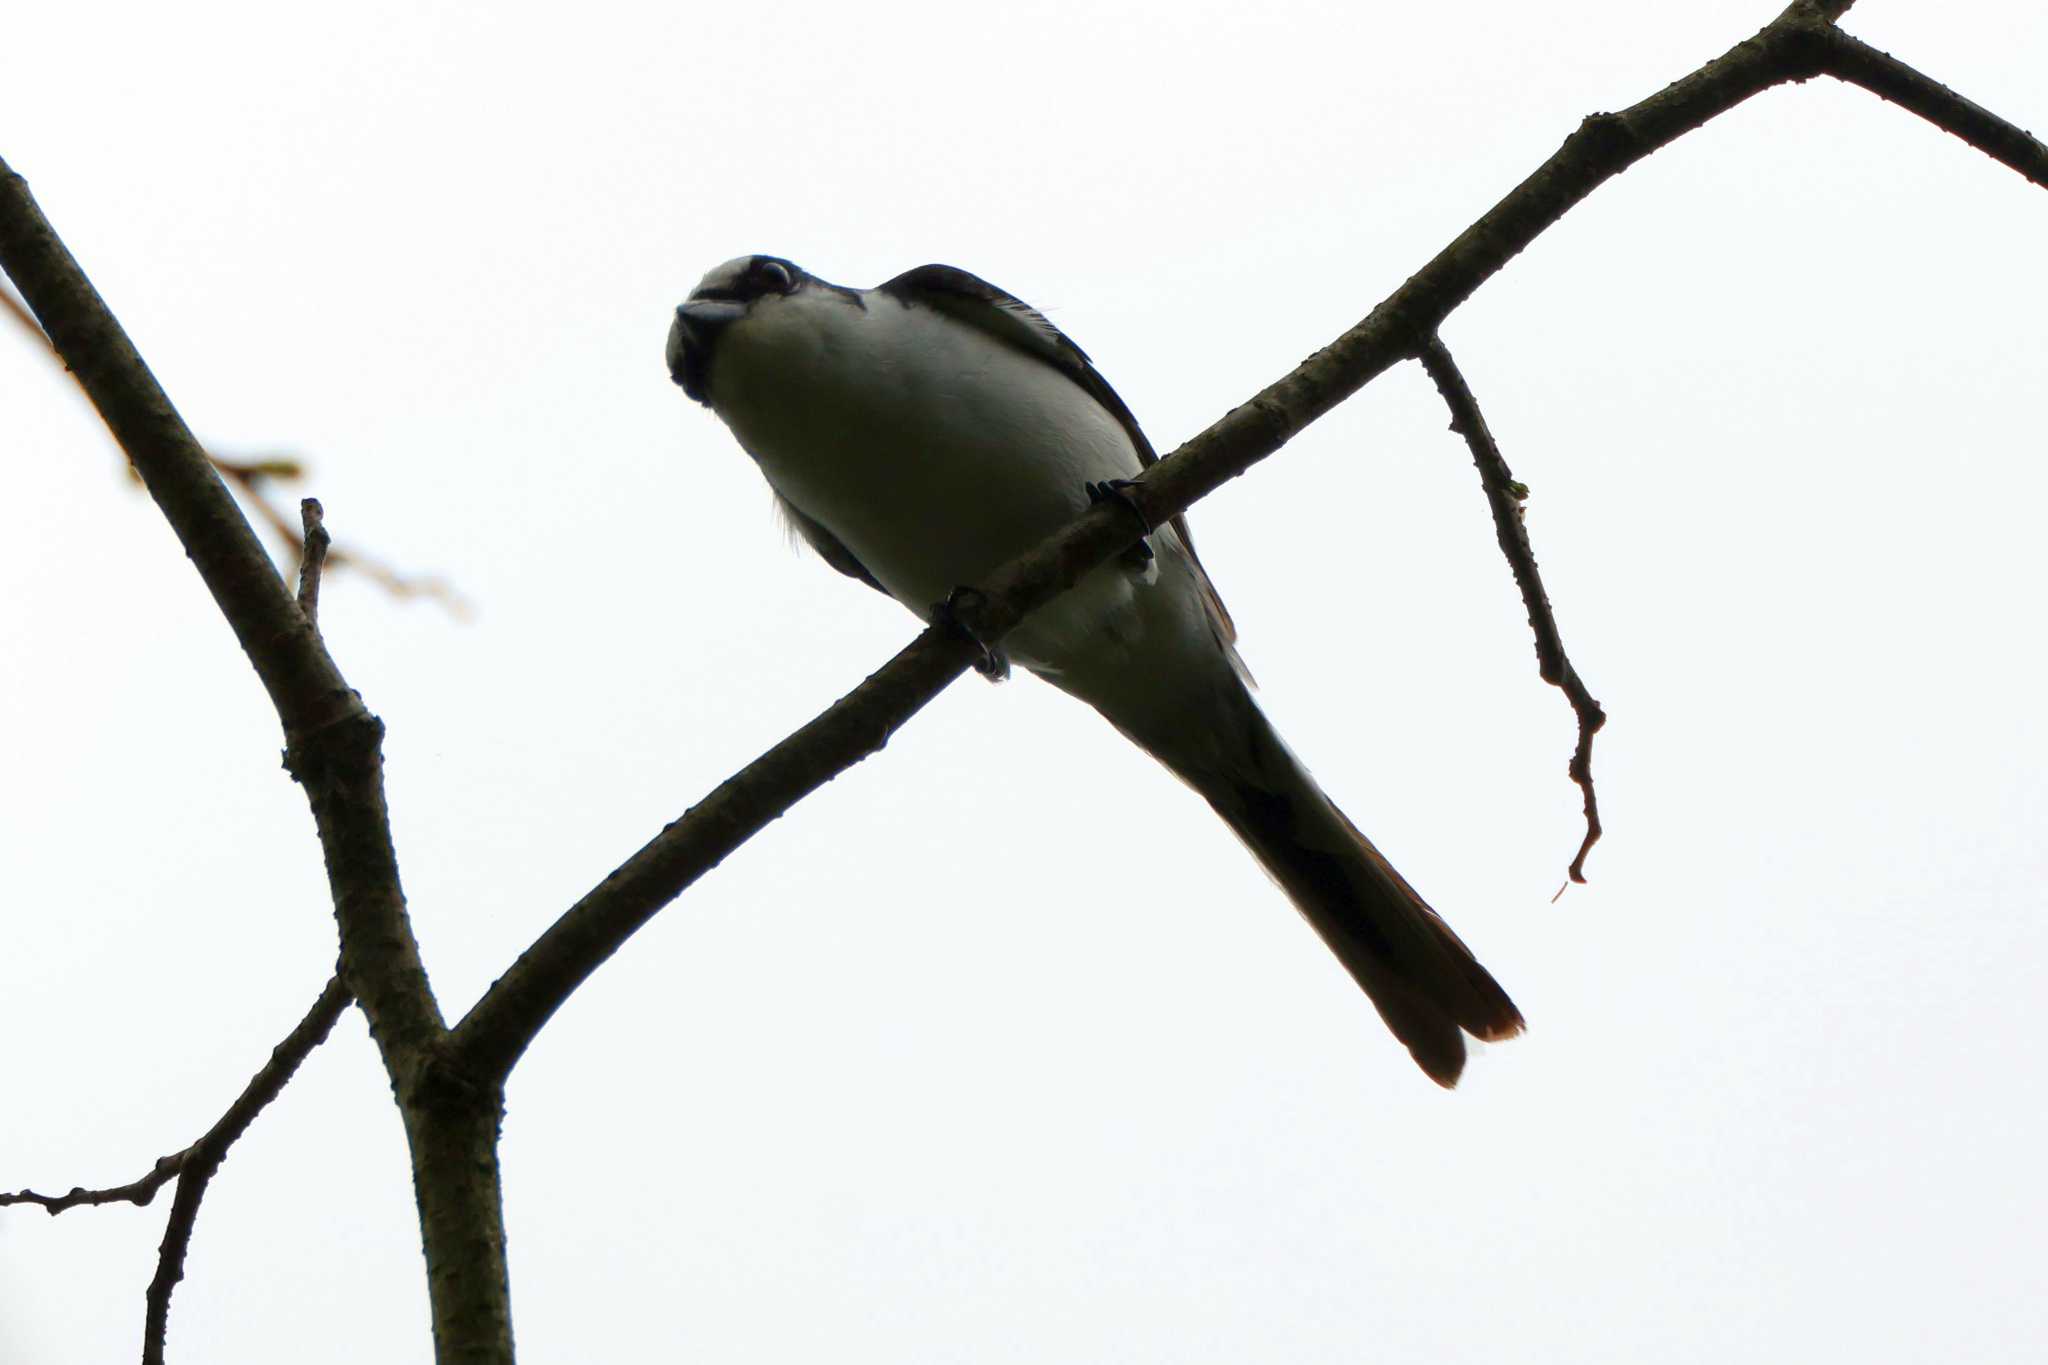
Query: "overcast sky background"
4 1 2045 1361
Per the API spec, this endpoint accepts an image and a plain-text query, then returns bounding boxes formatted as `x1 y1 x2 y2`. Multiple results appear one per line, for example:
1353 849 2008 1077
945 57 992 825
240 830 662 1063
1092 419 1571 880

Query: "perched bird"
667 255 1523 1084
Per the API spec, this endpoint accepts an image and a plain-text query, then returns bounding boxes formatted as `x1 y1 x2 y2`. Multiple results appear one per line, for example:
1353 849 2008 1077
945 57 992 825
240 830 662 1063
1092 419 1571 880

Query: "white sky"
3 1 2044 1361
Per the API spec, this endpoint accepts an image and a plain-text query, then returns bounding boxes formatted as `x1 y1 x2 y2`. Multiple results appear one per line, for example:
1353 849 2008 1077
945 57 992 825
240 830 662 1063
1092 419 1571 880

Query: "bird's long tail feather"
1137 691 1524 1086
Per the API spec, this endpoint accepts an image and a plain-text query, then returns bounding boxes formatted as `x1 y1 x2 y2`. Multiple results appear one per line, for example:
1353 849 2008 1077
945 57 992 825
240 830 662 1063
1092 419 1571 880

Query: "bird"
667 255 1523 1085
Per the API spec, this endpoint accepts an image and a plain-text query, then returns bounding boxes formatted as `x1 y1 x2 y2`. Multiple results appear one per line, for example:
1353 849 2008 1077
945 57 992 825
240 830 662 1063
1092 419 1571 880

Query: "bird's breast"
708 292 1147 614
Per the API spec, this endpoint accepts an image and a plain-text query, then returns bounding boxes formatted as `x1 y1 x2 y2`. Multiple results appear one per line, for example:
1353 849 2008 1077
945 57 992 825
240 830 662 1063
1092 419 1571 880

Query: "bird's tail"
1127 687 1524 1086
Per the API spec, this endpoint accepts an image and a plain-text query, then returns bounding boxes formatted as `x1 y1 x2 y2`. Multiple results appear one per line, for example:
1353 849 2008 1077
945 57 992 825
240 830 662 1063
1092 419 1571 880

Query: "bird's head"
666 254 806 405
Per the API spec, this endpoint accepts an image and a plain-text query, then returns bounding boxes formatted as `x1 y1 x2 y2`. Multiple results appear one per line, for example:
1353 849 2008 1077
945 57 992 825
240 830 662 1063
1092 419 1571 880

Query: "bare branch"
2 975 350 1364
1818 28 2048 188
1417 337 1605 886
142 976 352 1365
452 628 973 1079
1 161 510 1361
214 455 473 618
2 1154 187 1216
296 498 332 625
0 152 444 1093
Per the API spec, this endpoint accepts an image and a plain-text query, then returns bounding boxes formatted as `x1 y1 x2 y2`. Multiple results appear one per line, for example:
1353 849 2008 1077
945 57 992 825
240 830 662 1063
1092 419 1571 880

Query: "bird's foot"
1086 479 1154 570
932 587 1010 682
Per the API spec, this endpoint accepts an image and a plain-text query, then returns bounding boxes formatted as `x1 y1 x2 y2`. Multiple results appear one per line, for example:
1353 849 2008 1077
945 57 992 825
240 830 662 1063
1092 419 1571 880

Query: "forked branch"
0 976 351 1364
142 976 353 1365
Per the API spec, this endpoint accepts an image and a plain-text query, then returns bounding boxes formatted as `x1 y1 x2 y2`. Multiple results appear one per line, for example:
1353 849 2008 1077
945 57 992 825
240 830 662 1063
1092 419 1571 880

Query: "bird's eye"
754 259 794 293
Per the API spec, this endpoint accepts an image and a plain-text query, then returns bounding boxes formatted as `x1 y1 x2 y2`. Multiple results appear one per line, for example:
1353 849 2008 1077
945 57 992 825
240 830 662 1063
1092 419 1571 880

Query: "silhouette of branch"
1417 336 1605 886
142 976 352 1365
213 454 472 618
296 498 332 624
0 154 442 1065
1 155 510 1361
2 1156 186 1215
1817 27 2048 187
1 975 351 1364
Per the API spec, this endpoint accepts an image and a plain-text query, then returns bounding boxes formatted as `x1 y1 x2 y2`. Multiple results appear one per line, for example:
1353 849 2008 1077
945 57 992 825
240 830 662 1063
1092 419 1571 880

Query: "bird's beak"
667 298 748 400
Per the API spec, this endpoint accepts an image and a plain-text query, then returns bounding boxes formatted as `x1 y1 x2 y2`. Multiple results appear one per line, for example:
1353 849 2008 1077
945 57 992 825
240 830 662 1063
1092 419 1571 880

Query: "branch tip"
296 498 331 626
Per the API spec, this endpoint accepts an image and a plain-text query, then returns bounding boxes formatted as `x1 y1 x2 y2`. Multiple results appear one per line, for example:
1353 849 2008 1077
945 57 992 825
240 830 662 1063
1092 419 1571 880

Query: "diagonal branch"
0 974 351 1364
142 975 353 1365
1417 336 1605 886
447 0 1987 1083
1816 28 2048 187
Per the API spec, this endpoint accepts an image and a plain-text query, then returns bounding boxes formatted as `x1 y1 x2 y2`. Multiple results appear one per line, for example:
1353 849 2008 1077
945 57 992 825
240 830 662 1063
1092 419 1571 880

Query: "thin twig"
0 975 351 1361
5 280 469 618
296 498 331 625
143 975 352 1365
1417 336 1605 886
215 456 473 619
2 1153 188 1215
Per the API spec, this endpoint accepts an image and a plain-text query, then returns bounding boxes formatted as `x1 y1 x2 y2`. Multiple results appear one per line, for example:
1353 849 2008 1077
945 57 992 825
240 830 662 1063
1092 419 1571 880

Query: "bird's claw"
1086 478 1153 532
1086 479 1155 569
933 587 1010 682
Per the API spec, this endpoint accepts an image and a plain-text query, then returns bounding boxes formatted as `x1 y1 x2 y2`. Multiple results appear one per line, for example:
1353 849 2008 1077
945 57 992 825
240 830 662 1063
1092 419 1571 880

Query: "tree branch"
0 975 351 1361
447 0 1981 1082
1417 337 1605 886
141 975 353 1365
0 163 510 1362
1817 28 2048 187
2 1156 187 1216
296 498 332 625
0 162 442 1061
213 454 472 617
0 230 343 729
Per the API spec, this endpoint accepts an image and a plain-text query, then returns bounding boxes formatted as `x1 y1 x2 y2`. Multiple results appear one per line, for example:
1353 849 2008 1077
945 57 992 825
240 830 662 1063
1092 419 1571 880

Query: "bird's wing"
774 492 889 595
876 264 1238 646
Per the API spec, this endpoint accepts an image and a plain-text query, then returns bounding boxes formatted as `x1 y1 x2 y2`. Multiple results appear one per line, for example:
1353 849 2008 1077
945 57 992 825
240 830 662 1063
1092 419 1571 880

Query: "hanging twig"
1417 336 1605 887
